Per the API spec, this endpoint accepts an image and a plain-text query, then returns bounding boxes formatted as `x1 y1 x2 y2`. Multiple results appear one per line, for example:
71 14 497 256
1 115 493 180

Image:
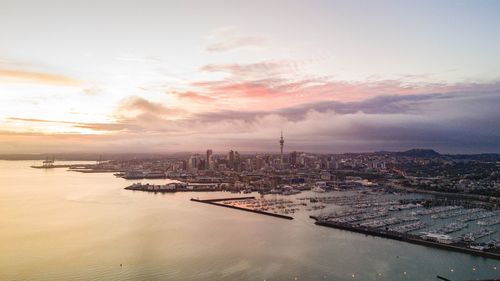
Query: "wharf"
70 169 119 173
191 197 294 220
31 164 81 169
30 164 118 173
200 196 256 202
126 186 221 193
310 216 500 260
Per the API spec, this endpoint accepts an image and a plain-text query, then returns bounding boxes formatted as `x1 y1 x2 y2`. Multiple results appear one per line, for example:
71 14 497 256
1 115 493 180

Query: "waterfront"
1 161 499 281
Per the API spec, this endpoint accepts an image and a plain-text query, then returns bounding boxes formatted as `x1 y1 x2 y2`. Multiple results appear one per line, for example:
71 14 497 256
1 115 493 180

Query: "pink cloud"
175 91 216 103
191 61 500 111
117 96 185 116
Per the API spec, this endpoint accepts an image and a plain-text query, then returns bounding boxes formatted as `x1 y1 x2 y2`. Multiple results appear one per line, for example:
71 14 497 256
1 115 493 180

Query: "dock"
310 216 500 260
191 197 294 220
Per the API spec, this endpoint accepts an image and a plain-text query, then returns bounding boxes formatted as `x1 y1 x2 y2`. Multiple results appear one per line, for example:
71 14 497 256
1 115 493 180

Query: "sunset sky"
1 0 499 154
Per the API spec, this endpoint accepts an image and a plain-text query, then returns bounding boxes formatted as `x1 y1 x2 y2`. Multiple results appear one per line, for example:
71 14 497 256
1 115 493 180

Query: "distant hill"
447 153 500 162
374 149 500 161
373 149 441 158
397 149 441 158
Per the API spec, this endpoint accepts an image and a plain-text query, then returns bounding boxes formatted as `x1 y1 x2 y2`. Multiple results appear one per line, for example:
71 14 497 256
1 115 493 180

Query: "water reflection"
0 161 498 281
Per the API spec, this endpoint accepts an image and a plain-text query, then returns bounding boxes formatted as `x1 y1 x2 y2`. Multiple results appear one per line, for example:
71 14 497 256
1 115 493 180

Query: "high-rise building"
290 151 297 165
256 156 264 170
234 151 241 171
228 150 235 169
206 149 213 170
188 154 203 171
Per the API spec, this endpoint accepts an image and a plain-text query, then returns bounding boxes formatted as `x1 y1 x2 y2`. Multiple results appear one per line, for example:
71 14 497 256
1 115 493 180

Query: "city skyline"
1 0 500 154
3 2 500 281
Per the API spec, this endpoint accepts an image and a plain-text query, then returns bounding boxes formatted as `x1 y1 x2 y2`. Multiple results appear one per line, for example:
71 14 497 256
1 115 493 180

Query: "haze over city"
1 0 500 154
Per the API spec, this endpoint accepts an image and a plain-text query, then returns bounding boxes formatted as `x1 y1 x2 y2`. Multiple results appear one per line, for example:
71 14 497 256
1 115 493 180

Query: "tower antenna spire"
279 130 285 169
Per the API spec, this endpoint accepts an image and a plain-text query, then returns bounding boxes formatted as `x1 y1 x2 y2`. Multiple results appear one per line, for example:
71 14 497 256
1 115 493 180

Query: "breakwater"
191 197 294 220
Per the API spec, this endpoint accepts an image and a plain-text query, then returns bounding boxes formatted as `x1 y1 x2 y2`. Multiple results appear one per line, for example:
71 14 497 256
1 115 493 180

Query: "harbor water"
0 161 499 281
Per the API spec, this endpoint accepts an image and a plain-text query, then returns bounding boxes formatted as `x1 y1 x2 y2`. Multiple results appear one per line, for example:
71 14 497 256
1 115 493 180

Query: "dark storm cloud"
193 92 451 122
11 83 497 154
189 89 500 153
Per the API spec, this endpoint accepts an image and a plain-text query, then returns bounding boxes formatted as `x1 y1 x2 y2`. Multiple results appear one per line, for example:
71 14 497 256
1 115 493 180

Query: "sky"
1 0 499 154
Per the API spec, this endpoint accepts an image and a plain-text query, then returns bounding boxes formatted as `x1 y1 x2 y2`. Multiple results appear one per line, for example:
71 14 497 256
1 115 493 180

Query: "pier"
310 216 500 260
191 197 294 220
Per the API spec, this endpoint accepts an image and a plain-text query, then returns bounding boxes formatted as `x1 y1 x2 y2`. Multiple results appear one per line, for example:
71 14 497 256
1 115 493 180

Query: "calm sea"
0 160 499 281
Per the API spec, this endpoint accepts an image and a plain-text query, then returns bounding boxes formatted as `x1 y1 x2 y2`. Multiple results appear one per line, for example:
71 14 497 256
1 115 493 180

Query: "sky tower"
279 130 284 167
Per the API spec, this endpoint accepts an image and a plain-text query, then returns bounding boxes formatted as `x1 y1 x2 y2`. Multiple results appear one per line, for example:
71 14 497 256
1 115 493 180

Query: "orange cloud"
0 69 81 86
7 117 129 132
8 117 79 125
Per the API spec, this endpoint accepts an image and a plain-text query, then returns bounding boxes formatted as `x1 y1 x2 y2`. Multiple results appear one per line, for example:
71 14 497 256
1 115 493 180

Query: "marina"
306 191 500 260
190 197 294 220
186 186 500 261
312 217 500 260
479 216 500 226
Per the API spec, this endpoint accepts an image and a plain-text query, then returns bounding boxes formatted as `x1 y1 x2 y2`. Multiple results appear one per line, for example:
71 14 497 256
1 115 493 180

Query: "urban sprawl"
37 134 500 259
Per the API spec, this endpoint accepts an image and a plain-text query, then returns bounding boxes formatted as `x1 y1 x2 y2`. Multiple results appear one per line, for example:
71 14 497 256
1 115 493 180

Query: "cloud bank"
3 82 500 154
